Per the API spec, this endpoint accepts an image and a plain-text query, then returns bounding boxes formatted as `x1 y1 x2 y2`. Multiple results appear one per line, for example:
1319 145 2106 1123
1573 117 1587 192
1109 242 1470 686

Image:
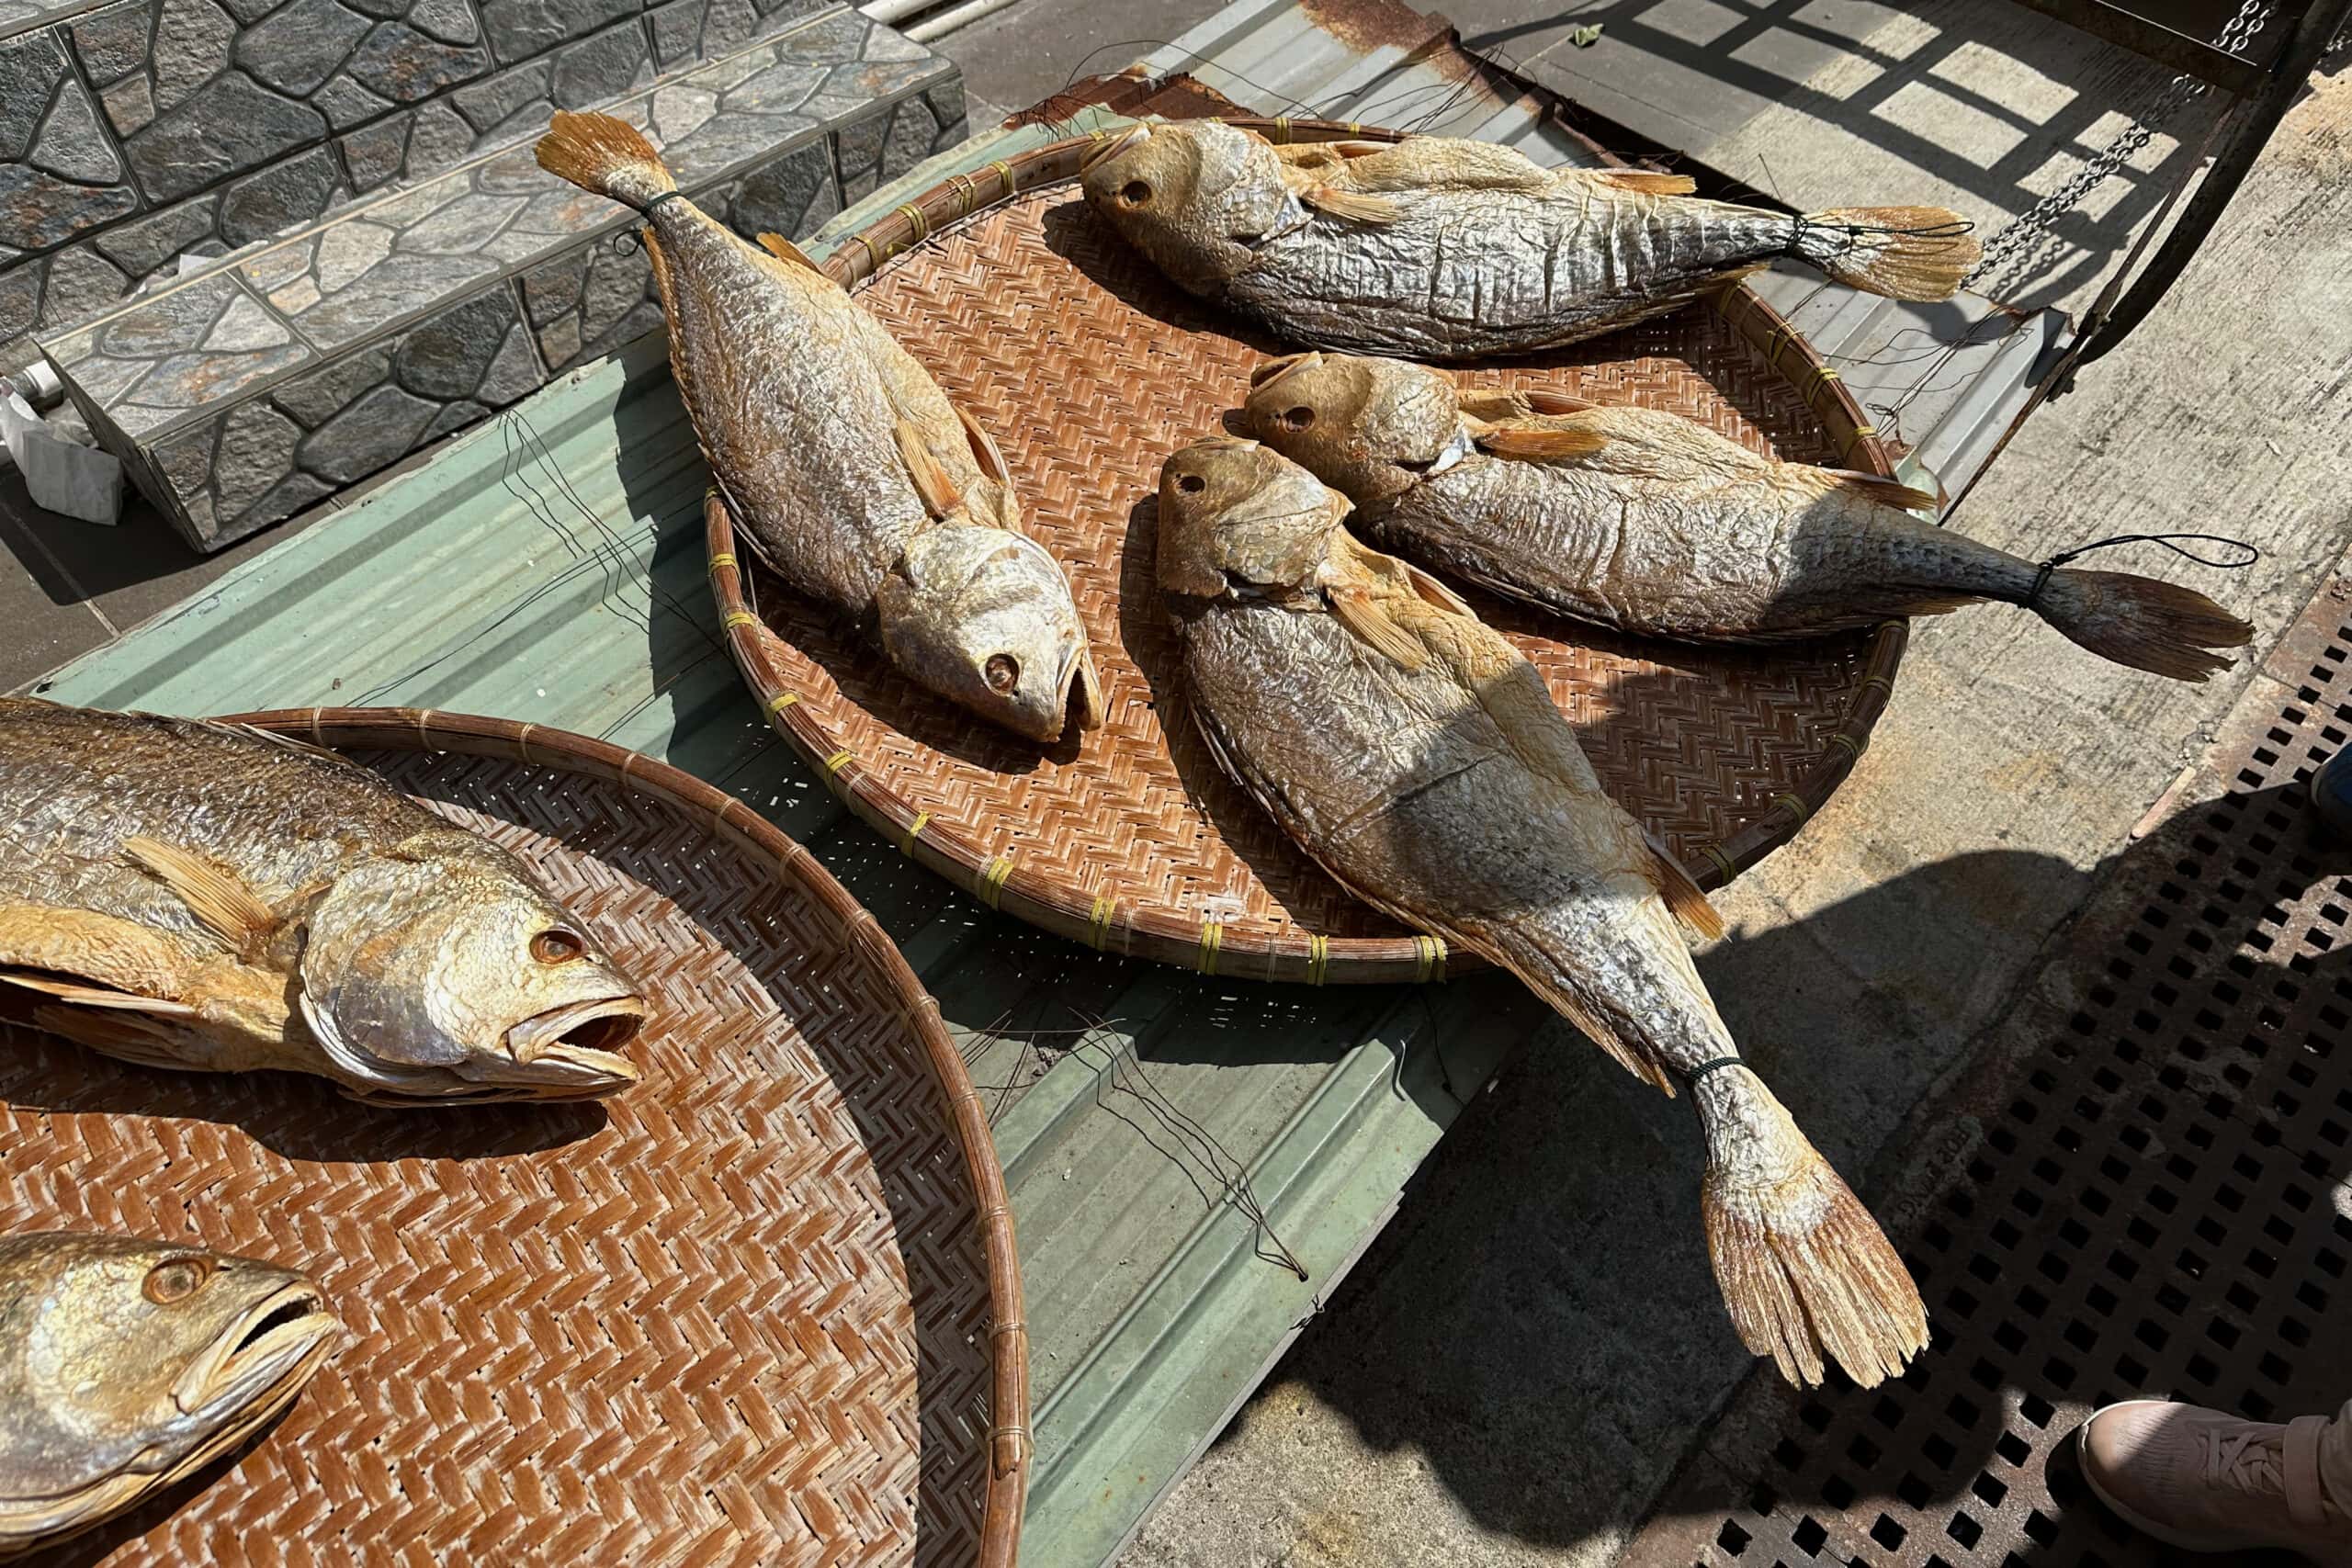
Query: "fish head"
0 1234 336 1542
1080 121 1295 287
1245 352 1461 505
877 524 1107 742
295 841 647 1105
1156 437 1350 599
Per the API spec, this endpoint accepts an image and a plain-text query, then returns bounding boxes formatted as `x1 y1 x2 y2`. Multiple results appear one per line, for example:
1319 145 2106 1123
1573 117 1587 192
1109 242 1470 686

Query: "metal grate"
1631 598 2352 1568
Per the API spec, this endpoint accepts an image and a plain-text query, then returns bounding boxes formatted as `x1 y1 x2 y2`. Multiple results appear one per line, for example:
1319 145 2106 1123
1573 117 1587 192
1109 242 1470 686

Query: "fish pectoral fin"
1818 468 1939 513
1594 169 1699 195
1301 186 1402 225
26 1002 199 1070
754 231 835 283
1520 389 1599 416
121 836 277 957
1643 832 1726 942
1396 558 1473 618
0 970 198 1012
954 403 1012 486
893 418 965 518
1474 426 1608 461
1328 585 1426 671
1458 388 1590 420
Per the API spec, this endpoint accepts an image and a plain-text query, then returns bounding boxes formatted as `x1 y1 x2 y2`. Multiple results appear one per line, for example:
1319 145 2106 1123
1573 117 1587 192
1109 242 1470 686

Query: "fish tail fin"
1695 1064 1928 1387
535 111 676 211
2031 568 2253 682
1792 207 1978 301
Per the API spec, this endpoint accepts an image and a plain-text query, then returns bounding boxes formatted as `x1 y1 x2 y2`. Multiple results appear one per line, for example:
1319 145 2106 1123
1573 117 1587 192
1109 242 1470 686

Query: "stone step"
34 1 964 550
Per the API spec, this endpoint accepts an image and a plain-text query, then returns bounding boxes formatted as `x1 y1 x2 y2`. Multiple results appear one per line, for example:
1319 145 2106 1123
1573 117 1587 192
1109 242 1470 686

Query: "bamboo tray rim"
220 705 1032 1568
707 118 1909 987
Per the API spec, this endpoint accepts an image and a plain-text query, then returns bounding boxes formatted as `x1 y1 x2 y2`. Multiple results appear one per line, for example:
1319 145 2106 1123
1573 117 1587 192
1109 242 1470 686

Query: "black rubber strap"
640 190 688 215
1686 1056 1746 1085
2023 530 2256 611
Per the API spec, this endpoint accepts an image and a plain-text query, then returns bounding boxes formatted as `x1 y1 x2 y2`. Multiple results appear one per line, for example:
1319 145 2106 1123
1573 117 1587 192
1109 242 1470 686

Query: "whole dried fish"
0 1232 337 1557
1080 122 1978 359
1249 352 2254 680
0 699 645 1105
536 112 1104 740
1157 439 1927 1387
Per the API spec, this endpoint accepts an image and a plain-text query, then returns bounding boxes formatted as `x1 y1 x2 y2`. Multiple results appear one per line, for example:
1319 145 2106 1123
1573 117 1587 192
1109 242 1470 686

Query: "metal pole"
2066 0 2352 375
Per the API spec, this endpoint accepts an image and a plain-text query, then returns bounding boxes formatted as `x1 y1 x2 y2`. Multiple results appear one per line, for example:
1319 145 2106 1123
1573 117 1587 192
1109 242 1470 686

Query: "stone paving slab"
35 2 960 549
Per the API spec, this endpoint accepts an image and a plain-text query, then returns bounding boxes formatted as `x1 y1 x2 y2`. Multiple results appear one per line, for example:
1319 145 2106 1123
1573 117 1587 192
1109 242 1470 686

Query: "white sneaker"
2077 1400 2351 1562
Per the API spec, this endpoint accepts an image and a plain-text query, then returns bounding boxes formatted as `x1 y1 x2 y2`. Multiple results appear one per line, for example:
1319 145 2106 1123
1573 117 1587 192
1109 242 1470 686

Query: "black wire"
2026 532 2261 607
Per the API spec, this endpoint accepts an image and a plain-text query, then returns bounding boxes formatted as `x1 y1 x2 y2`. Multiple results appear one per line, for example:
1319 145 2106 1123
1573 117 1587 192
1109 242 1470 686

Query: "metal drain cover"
1626 593 2352 1568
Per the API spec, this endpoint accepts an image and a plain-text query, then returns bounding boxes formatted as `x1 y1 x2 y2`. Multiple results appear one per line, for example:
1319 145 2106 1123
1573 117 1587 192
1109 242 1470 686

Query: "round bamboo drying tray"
707 118 1906 987
0 709 1025 1568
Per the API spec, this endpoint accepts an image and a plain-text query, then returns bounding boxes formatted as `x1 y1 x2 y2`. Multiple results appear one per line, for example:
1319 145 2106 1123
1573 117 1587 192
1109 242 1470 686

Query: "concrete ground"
952 6 2352 1568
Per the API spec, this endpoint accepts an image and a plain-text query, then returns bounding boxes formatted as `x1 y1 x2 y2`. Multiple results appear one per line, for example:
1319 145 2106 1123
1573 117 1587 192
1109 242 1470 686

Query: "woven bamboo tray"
1 709 1024 1568
707 118 1906 987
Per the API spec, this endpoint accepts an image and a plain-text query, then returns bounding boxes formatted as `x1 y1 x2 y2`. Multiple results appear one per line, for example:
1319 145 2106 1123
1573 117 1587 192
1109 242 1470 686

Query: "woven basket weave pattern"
718 164 1893 978
3 733 1004 1566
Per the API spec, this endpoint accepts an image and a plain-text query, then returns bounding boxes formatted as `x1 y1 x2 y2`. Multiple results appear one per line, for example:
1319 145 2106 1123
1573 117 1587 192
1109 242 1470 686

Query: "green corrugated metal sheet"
33 112 1544 1567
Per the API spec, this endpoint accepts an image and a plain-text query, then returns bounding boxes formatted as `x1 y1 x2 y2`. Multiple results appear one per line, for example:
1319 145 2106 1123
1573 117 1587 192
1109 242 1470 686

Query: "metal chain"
1967 0 2273 288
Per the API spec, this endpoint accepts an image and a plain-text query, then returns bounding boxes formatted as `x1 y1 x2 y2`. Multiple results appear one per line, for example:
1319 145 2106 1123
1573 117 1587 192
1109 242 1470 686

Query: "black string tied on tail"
2023 532 2260 610
613 190 688 255
1685 1056 1747 1086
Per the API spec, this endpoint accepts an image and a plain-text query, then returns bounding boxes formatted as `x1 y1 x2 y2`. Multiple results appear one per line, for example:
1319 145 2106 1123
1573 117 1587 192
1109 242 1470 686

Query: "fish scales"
1156 439 1928 1389
535 111 1103 740
1080 123 1977 360
1249 355 2255 678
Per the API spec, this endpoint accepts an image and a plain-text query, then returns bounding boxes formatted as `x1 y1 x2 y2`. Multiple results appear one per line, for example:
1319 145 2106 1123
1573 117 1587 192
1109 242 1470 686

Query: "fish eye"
985 653 1021 694
143 1257 213 1305
1175 473 1205 494
1283 406 1316 431
530 929 586 964
1121 180 1151 206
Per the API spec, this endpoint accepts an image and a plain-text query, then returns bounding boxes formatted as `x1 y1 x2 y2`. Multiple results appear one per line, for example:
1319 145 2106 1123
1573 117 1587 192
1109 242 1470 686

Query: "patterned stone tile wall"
0 0 838 369
38 9 962 549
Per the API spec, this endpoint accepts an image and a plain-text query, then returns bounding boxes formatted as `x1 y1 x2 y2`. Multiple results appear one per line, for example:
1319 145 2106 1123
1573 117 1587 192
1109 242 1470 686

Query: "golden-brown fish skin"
0 699 645 1104
1158 440 1927 1387
1083 123 1977 360
1249 353 2254 681
536 112 1103 740
0 1232 338 1559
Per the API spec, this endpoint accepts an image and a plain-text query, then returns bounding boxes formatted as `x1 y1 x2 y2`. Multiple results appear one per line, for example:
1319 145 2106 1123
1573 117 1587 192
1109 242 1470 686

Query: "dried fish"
0 699 644 1104
537 112 1104 740
1081 122 1977 359
1156 439 1927 1387
0 1232 337 1558
1249 352 2252 680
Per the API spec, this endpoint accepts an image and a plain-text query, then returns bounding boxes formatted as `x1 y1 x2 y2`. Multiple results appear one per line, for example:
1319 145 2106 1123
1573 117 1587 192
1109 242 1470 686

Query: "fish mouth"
173 1281 340 1420
1080 123 1149 174
1060 645 1107 734
492 996 646 1097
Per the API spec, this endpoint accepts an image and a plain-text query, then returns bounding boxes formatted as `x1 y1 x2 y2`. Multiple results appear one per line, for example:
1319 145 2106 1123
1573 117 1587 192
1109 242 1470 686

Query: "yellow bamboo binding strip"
1197 919 1224 975
1702 841 1738 883
978 855 1014 908
1306 933 1329 986
720 611 757 631
1086 895 1116 951
763 690 798 716
1829 730 1865 759
1772 792 1811 824
989 158 1015 197
899 811 931 856
707 552 735 571
1805 365 1841 397
896 203 930 243
1413 935 1445 983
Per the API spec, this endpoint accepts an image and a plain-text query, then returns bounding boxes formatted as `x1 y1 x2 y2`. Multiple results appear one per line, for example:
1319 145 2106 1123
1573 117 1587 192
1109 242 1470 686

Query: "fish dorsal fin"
756 231 833 281
1475 425 1608 461
1643 830 1725 941
1399 558 1472 617
955 404 1012 485
894 418 963 518
1819 468 1939 513
1595 169 1699 196
1329 585 1425 671
122 836 276 957
1302 186 1401 225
